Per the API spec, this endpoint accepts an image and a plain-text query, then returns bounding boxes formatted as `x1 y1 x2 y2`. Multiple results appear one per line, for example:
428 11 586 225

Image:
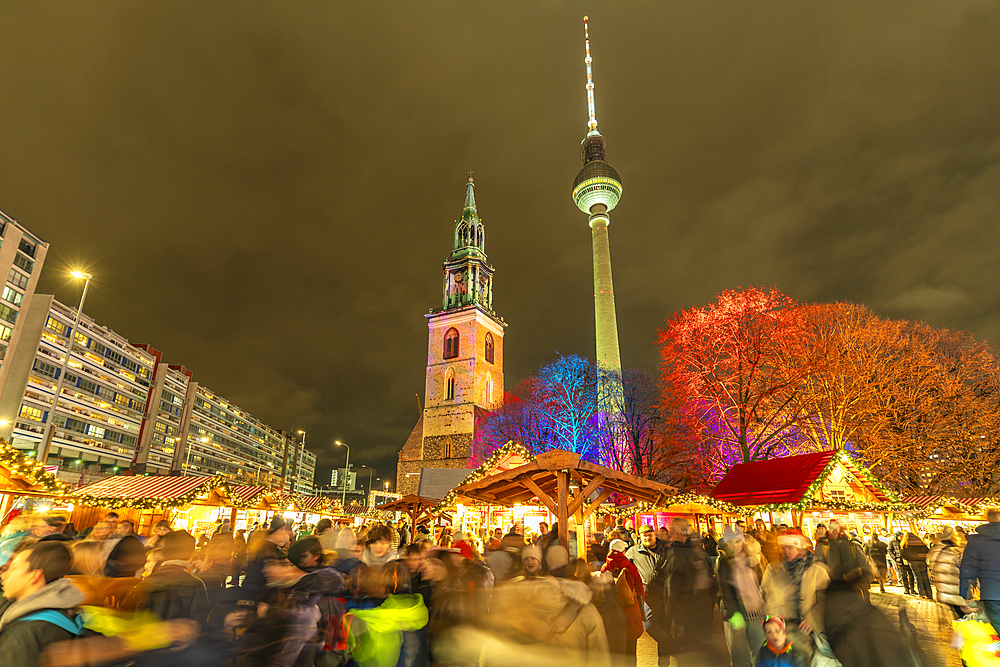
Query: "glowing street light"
37 270 93 466
335 440 350 507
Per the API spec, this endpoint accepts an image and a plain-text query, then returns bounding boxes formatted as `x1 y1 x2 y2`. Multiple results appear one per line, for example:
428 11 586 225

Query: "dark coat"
124 562 211 623
960 521 1000 600
900 534 929 564
104 534 147 577
887 536 904 563
824 580 920 667
662 538 714 648
826 534 871 583
866 539 888 563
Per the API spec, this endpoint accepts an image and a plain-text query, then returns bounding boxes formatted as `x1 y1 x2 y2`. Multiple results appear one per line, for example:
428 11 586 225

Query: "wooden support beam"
523 477 559 514
567 474 606 517
557 470 569 551
580 488 614 521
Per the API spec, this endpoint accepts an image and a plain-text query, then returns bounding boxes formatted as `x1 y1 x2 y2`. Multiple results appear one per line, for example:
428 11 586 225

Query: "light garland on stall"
0 439 71 495
433 441 535 512
74 478 230 510
602 494 749 519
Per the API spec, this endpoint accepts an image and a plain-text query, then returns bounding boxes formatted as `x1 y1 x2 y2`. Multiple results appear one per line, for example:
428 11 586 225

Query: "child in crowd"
756 616 809 667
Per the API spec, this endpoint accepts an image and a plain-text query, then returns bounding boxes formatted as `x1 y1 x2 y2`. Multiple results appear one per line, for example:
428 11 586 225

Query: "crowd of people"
0 508 996 667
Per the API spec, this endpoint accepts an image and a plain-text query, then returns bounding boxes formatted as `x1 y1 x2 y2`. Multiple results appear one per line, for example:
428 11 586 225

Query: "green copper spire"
462 175 477 220
440 175 495 312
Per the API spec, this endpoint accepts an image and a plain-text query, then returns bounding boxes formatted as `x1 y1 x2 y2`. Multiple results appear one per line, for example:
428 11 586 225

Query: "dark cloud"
1 2 998 483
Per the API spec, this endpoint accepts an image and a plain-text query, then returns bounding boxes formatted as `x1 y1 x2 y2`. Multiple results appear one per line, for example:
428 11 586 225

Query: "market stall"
711 449 918 537
433 442 546 540
452 448 679 556
376 494 446 535
72 475 232 538
900 496 1000 535
0 439 71 523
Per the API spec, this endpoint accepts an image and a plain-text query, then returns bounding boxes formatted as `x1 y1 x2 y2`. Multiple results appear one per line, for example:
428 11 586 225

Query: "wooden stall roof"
454 449 678 508
228 485 270 508
376 495 440 513
74 475 223 506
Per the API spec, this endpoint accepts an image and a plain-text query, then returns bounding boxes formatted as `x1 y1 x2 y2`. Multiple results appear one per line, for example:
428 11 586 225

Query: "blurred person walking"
625 523 670 666
825 520 874 598
717 527 766 667
0 541 84 666
661 517 722 665
960 509 1000 634
927 526 965 618
901 530 932 599
601 539 644 665
760 529 830 661
865 531 889 594
888 531 915 594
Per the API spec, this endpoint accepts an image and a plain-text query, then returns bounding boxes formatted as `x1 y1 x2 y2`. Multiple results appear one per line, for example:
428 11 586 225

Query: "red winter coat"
602 550 645 640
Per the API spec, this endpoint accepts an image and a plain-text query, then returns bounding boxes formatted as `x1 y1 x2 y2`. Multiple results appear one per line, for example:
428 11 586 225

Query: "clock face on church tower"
452 270 467 294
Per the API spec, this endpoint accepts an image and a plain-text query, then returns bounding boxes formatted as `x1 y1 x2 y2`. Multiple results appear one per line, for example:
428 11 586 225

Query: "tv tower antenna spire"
584 16 599 135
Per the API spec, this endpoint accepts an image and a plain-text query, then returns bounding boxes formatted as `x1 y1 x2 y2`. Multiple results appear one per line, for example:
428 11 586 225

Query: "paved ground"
634 586 963 667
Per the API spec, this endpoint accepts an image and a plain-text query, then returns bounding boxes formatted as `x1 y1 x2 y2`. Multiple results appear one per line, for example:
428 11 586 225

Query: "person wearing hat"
927 526 965 617
520 544 544 579
717 526 765 667
601 539 645 663
760 528 830 660
625 524 670 666
756 615 809 667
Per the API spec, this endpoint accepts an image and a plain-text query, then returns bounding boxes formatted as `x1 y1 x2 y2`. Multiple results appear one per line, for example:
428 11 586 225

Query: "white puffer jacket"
927 541 964 606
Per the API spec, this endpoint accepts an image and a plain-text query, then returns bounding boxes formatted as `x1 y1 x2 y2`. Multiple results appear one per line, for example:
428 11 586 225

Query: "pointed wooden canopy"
453 449 678 548
376 494 443 534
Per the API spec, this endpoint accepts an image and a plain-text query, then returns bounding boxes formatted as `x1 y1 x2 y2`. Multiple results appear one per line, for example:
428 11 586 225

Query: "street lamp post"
358 465 374 507
295 430 306 494
335 440 349 507
37 271 92 466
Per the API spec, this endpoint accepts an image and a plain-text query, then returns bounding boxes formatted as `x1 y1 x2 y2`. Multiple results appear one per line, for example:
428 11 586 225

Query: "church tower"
397 177 506 495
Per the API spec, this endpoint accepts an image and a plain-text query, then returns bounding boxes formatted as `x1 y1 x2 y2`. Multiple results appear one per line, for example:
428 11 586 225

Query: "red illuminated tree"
657 287 811 477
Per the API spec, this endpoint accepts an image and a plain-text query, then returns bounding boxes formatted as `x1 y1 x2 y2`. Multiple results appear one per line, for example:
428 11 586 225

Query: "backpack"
18 609 85 636
614 569 636 607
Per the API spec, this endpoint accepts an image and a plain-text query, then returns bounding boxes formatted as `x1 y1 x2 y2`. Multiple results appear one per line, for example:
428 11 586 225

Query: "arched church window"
484 332 494 364
443 328 460 359
445 369 456 401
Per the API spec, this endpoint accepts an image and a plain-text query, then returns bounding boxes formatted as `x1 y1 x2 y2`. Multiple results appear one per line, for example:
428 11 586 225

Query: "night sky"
2 3 998 488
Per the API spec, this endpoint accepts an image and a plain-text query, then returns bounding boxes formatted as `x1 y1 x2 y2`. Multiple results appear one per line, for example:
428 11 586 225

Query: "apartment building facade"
0 296 156 484
0 211 49 383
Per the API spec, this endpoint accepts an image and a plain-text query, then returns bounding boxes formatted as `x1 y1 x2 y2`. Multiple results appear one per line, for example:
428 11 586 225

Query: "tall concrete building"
130 347 195 476
0 296 156 485
396 178 506 495
0 211 49 384
572 18 624 375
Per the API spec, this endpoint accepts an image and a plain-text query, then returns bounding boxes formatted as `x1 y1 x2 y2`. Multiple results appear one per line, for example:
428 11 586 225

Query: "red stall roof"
710 451 890 507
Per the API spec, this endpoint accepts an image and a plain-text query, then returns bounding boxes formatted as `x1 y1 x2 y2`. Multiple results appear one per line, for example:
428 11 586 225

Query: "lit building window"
445 369 456 401
443 328 460 360
19 405 43 421
484 332 494 364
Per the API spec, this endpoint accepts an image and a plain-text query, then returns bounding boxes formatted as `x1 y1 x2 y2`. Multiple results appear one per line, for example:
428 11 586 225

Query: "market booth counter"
452 448 679 556
711 449 918 536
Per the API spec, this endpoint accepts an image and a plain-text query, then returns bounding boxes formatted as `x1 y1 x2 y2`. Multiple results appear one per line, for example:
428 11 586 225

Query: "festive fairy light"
433 441 535 513
0 439 71 495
